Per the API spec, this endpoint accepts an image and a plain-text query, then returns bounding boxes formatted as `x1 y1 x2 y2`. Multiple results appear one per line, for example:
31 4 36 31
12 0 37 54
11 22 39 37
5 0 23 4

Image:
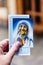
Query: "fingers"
0 39 9 52
0 40 21 63
0 48 4 55
6 41 21 62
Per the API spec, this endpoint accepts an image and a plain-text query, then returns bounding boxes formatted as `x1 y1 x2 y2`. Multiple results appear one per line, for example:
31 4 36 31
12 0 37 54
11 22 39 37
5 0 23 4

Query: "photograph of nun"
12 19 33 55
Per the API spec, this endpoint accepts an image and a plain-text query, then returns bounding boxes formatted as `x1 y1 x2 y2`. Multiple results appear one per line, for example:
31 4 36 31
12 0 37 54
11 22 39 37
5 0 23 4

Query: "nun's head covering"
13 20 33 41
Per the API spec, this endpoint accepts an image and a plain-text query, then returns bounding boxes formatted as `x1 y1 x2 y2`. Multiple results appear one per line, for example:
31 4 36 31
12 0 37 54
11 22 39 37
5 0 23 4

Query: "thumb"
5 41 21 62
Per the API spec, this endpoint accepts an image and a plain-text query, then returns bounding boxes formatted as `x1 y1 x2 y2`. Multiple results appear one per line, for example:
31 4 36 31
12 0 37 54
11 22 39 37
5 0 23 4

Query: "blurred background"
0 0 43 65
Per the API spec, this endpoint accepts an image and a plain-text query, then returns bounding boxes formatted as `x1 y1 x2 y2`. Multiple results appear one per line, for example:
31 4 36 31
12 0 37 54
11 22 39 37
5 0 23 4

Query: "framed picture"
8 15 33 55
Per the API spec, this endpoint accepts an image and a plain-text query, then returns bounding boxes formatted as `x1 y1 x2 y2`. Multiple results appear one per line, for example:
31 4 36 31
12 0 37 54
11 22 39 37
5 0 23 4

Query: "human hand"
0 39 21 65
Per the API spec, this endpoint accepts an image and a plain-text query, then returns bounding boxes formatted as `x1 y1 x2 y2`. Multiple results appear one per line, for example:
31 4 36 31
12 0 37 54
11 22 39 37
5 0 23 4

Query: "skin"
0 39 21 65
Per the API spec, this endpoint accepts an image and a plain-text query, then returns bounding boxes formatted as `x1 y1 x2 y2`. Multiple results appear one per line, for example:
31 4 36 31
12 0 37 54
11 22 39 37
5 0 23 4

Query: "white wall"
0 7 7 21
7 0 16 14
0 0 16 20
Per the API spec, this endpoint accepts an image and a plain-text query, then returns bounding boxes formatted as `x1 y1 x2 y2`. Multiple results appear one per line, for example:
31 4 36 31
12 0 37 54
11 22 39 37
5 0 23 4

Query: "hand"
0 39 21 65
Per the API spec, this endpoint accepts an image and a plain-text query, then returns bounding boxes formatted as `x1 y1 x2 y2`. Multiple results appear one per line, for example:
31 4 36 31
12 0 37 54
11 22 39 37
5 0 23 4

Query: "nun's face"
18 24 28 37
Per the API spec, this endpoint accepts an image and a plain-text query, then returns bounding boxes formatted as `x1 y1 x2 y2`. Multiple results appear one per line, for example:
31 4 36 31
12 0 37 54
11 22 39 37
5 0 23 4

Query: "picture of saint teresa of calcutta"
13 18 33 48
